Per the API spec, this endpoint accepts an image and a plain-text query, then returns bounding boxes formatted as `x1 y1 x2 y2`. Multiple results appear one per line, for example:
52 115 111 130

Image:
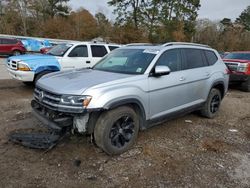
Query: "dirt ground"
0 79 249 188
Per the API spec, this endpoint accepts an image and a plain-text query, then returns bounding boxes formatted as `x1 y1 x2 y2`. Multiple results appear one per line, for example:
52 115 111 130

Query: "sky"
69 0 250 21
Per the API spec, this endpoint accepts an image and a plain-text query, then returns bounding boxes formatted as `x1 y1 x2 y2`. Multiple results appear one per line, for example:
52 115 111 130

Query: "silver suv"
31 42 229 155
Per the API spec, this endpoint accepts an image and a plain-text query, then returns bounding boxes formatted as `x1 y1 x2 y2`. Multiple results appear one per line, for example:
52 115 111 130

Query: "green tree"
95 12 112 41
108 0 200 43
236 5 250 31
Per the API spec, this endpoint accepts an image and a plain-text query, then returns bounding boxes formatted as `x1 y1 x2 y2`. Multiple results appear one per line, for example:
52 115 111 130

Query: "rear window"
91 45 108 57
204 50 218 65
108 46 119 51
1 39 17 44
182 49 206 69
224 53 250 61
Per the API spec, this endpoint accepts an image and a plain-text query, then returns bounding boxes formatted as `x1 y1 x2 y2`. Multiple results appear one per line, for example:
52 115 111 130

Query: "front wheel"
241 77 250 92
200 88 222 118
94 106 139 155
12 50 21 56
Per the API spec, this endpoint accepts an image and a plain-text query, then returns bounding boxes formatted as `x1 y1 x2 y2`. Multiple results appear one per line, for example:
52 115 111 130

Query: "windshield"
224 53 250 61
93 49 156 74
46 43 73 56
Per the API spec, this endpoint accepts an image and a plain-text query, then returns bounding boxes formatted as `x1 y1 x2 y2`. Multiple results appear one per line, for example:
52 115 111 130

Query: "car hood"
223 59 250 63
36 69 133 95
8 54 60 62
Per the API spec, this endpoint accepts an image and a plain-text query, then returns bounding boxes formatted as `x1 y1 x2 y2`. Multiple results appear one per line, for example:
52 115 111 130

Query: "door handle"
179 76 186 81
86 61 91 64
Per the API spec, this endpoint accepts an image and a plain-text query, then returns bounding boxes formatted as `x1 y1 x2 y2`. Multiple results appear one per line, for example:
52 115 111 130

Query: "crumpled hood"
36 69 133 95
8 54 59 62
8 54 61 72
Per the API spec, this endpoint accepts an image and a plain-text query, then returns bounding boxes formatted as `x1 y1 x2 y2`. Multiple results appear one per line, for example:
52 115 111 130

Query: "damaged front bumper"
31 99 101 134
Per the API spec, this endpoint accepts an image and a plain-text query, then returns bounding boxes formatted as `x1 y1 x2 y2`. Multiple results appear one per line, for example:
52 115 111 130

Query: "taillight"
247 63 250 75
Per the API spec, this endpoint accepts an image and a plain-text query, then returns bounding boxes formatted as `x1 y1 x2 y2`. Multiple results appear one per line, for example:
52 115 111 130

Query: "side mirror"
152 65 171 77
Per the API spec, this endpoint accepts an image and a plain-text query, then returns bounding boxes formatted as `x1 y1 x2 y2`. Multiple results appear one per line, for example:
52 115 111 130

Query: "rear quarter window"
108 46 119 51
204 50 218 65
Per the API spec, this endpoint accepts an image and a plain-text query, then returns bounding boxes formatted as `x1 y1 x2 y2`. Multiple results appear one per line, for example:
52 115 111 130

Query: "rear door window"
91 45 108 57
68 45 88 57
182 49 207 69
204 50 218 65
1 39 17 44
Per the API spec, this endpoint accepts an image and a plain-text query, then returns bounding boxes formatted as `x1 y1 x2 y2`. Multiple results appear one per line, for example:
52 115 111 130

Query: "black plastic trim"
146 102 204 128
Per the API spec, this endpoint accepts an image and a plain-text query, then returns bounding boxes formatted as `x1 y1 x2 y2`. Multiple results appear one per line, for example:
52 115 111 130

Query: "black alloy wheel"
109 116 135 148
210 94 220 113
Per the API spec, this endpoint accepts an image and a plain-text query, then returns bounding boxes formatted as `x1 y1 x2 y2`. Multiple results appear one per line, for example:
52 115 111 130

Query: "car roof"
120 43 213 52
68 41 120 46
230 51 250 54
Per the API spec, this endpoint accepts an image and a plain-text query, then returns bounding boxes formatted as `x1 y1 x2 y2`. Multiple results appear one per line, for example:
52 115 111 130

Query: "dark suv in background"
0 38 26 56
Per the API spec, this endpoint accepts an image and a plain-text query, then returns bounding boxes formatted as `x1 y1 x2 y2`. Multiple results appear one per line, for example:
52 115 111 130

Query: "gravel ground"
0 80 249 188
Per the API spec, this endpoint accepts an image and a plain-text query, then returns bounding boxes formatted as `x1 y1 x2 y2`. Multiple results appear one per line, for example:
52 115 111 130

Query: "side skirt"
144 103 205 129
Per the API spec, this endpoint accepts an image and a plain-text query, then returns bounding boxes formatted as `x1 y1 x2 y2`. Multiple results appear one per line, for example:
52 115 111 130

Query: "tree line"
0 0 250 51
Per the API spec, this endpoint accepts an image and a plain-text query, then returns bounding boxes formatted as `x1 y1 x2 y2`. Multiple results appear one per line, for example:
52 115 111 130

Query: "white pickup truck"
6 42 120 84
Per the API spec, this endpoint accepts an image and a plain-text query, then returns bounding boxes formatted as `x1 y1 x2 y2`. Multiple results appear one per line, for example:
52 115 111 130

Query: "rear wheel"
200 88 222 118
241 77 250 92
13 50 21 56
94 106 139 155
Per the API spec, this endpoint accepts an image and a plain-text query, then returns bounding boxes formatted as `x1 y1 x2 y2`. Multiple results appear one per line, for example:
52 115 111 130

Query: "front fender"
86 85 149 119
35 66 60 74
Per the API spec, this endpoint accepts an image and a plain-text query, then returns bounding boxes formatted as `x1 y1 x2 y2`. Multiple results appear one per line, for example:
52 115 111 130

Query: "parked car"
5 42 120 84
0 38 26 56
31 42 229 155
223 51 250 92
40 46 53 54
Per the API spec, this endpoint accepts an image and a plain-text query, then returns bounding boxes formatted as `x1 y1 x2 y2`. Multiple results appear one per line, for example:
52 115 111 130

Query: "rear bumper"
7 68 34 82
229 74 249 83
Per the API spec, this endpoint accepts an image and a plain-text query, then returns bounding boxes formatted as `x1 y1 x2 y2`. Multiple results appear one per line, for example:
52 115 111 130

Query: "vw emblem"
39 91 44 102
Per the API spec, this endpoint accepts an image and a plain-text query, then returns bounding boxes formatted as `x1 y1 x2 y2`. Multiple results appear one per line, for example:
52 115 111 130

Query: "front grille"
7 60 18 70
225 62 239 72
34 87 61 109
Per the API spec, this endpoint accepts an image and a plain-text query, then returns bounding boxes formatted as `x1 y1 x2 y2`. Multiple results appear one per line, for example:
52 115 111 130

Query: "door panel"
148 49 189 119
180 48 210 102
60 45 90 70
90 45 108 66
148 71 190 119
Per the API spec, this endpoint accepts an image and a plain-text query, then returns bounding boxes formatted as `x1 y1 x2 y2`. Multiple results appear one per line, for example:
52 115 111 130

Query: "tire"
241 77 250 92
34 71 52 85
23 81 33 86
200 88 222 119
12 50 21 56
94 106 139 155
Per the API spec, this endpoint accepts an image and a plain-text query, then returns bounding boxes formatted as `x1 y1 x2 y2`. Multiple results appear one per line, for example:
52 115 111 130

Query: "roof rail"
162 42 211 48
125 43 154 46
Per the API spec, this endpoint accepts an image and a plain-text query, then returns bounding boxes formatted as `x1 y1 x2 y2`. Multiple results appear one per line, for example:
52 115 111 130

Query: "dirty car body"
31 43 229 154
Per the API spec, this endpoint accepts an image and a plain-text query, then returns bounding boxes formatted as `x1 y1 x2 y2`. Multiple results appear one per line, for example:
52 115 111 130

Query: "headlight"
18 61 31 71
238 64 248 73
60 95 92 108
